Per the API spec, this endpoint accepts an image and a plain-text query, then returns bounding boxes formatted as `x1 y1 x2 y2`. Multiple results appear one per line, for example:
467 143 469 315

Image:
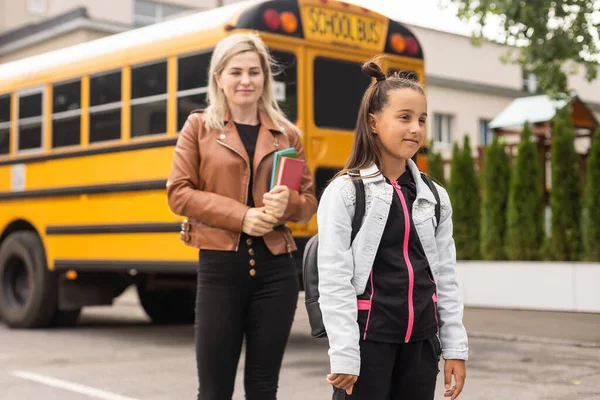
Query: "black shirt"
201 122 281 264
357 169 438 343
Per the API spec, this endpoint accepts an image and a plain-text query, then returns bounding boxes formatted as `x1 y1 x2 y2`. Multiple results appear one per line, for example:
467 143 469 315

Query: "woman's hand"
444 359 466 399
263 185 290 219
327 373 358 395
241 207 278 236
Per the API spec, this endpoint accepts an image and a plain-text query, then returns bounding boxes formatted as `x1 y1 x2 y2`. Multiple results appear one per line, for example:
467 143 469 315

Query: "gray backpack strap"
348 170 365 242
420 173 441 229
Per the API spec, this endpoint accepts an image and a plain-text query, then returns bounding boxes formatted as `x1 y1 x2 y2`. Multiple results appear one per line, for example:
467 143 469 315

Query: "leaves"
505 122 545 260
446 0 600 98
583 128 600 260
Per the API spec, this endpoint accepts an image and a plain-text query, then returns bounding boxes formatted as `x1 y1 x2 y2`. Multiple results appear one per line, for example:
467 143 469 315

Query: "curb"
468 330 600 349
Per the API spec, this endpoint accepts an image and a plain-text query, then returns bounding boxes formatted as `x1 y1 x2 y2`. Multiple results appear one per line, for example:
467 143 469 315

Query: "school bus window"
313 57 370 131
131 60 167 137
0 94 10 155
177 51 211 131
270 50 297 123
52 79 81 148
90 71 122 143
17 90 44 151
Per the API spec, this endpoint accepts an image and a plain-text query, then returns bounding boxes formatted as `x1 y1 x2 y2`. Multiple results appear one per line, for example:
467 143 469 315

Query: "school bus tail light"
280 11 298 33
263 9 281 31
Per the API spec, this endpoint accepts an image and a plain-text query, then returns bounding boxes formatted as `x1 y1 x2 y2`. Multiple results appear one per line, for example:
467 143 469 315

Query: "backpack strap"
420 173 441 230
348 170 365 242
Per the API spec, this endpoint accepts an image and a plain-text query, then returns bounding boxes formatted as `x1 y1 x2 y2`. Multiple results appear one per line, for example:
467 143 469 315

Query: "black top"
201 122 282 263
357 169 438 343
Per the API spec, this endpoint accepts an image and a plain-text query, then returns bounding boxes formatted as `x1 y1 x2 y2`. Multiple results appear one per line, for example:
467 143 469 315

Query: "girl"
317 59 468 400
167 33 317 400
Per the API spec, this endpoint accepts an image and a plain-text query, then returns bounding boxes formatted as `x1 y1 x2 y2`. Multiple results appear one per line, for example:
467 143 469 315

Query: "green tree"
547 107 582 261
480 137 511 260
447 0 600 98
583 128 600 261
449 135 480 259
506 122 544 260
427 142 446 186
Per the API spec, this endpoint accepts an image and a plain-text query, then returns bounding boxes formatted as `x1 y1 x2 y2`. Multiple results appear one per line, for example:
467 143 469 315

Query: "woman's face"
216 51 265 109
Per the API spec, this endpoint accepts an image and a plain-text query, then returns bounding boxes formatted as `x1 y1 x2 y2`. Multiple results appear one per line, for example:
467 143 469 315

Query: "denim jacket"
317 159 469 375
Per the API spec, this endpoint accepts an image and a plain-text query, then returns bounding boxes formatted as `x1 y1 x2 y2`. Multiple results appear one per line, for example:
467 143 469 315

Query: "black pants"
334 336 441 400
195 250 299 400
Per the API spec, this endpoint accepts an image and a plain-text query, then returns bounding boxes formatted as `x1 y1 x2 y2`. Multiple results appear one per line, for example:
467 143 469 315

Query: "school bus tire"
136 281 195 325
0 231 57 329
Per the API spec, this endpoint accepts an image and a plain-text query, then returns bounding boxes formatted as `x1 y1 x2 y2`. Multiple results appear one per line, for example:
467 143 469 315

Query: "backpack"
302 172 441 339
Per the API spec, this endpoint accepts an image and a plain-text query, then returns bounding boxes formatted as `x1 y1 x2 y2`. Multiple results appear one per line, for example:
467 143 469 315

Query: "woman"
317 59 468 400
167 33 317 400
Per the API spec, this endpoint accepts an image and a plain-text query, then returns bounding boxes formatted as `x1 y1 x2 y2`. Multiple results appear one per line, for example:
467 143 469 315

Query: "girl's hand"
263 185 290 219
241 207 278 236
444 359 466 399
327 373 358 395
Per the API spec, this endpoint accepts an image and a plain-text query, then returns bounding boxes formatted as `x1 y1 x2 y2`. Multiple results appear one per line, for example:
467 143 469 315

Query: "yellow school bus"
0 0 426 328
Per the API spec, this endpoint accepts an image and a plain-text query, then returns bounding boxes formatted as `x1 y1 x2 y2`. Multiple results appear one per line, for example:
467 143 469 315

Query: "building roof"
0 1 256 84
489 95 570 129
490 94 599 131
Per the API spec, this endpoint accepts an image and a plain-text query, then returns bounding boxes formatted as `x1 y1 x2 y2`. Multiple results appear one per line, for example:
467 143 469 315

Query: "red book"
275 156 304 190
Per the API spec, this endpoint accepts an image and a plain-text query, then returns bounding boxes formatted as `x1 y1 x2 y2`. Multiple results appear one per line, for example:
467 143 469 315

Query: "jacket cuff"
330 356 360 376
223 203 251 233
442 349 469 361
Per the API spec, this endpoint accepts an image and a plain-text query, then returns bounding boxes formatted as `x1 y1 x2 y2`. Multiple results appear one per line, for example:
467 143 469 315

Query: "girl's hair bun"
361 61 386 82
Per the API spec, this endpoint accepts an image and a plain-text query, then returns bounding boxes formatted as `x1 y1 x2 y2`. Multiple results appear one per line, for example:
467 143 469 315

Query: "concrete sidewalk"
116 287 600 347
463 307 600 347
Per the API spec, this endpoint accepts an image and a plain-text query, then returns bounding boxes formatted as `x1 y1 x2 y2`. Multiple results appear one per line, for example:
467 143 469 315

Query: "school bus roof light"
263 8 281 31
405 36 419 55
390 33 406 53
280 12 298 34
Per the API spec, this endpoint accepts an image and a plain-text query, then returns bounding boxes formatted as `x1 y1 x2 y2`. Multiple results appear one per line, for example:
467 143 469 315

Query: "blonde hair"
203 32 299 135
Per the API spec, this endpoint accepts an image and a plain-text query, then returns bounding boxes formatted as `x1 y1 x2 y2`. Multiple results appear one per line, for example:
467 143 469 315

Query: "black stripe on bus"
0 138 178 166
0 179 166 200
53 260 196 274
46 222 181 235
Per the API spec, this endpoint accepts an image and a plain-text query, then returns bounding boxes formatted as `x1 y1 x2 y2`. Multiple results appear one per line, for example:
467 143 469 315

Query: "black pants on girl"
334 335 442 400
195 249 299 400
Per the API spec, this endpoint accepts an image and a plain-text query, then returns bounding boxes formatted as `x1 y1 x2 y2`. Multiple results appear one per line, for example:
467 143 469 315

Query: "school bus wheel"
136 279 195 324
0 231 58 329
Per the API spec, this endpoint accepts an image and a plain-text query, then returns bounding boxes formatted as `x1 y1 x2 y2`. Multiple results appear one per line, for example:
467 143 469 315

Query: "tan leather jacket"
166 110 317 255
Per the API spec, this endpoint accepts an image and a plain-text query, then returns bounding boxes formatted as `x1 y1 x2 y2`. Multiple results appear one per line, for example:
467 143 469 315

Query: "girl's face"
216 51 265 109
370 88 427 162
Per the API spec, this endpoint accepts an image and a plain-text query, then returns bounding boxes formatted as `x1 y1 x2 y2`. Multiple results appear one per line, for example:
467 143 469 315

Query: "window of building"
0 94 10 155
134 0 189 26
522 69 539 94
90 71 122 144
17 88 44 152
176 51 211 131
313 57 370 130
479 118 492 146
131 60 167 137
27 0 47 14
433 113 453 144
52 80 81 148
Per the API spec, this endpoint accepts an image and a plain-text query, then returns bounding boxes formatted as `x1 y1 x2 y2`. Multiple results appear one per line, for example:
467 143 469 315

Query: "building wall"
0 28 108 63
425 84 514 158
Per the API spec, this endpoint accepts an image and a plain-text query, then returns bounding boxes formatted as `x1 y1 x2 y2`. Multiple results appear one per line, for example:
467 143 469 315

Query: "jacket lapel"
215 119 250 165
253 112 281 173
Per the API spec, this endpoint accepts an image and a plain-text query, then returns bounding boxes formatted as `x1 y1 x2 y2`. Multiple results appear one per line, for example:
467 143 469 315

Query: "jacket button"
249 268 256 276
249 259 256 266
